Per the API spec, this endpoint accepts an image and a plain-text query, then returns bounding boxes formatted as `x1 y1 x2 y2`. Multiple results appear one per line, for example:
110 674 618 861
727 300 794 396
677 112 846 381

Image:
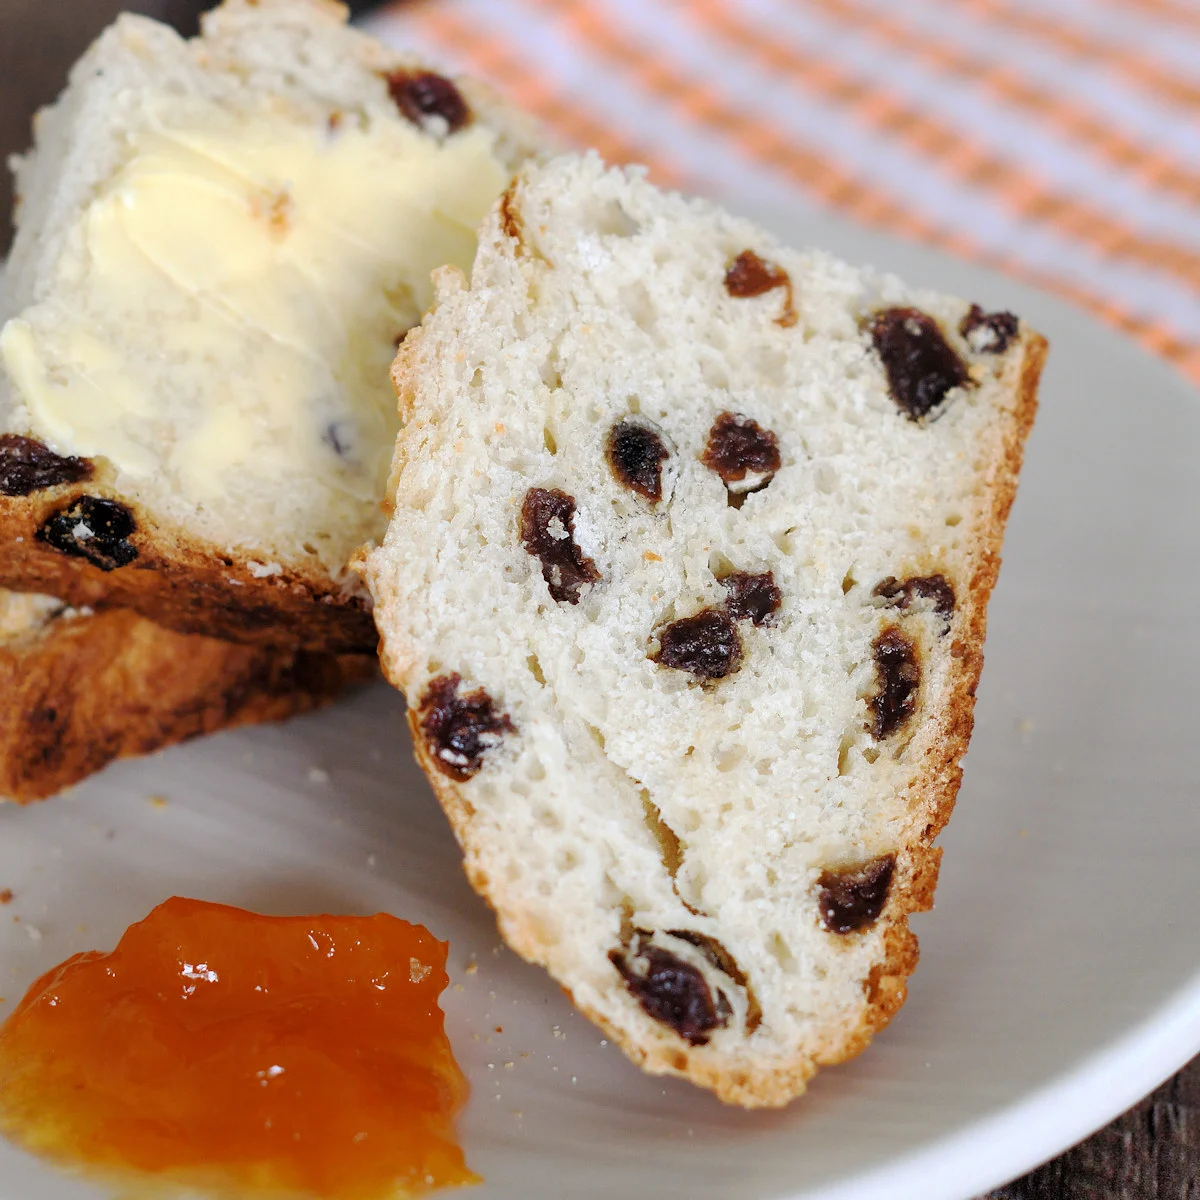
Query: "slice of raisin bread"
0 0 544 653
0 589 373 804
365 153 1047 1108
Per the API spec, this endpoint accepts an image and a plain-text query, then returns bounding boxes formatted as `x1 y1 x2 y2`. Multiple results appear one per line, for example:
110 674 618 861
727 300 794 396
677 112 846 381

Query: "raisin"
721 571 781 626
36 496 137 571
610 938 729 1045
960 304 1019 355
653 609 742 680
817 854 896 934
724 250 786 298
724 250 797 328
385 70 471 133
701 413 781 498
0 434 92 496
668 930 745 986
417 673 514 782
519 487 601 604
868 626 920 739
868 307 970 421
670 930 762 1032
606 419 670 502
874 574 955 628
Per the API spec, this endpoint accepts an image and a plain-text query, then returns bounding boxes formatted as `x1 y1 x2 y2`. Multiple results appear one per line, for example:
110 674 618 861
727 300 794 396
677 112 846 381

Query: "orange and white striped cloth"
364 0 1200 386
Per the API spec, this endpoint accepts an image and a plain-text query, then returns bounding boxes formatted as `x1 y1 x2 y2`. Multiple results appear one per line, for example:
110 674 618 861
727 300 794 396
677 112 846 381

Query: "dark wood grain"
1 2 1197 1196
984 1058 1200 1199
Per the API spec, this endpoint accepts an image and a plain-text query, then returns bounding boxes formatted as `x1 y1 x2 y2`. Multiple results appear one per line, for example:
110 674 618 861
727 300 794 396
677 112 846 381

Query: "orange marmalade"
0 898 477 1198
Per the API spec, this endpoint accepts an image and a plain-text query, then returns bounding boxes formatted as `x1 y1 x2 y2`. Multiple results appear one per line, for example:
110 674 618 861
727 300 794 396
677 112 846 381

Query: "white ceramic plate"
2 205 1199 1200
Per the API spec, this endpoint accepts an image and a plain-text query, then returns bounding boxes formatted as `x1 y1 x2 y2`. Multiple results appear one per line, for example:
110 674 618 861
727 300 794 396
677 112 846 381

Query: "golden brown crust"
0 480 376 653
0 605 375 804
837 330 1049 1062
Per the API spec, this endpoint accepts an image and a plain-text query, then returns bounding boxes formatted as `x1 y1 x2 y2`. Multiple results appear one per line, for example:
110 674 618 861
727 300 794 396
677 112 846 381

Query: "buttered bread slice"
0 589 372 804
366 154 1047 1107
0 0 542 652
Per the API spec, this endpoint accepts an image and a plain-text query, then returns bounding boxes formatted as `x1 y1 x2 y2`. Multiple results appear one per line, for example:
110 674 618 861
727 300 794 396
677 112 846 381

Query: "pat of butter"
0 321 158 476
0 97 507 560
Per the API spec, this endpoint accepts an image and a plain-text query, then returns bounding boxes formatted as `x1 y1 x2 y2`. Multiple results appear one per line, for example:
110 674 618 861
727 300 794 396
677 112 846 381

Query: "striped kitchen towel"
365 0 1200 386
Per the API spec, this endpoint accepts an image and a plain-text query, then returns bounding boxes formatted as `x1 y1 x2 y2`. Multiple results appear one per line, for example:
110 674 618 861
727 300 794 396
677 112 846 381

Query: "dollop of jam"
519 487 601 604
0 435 92 497
606 419 670 502
723 250 798 327
652 608 742 680
0 898 477 1199
384 70 471 134
817 855 896 934
868 307 970 421
418 673 515 781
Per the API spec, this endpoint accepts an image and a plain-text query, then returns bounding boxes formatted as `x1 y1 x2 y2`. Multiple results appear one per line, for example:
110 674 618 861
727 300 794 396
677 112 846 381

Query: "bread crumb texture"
367 153 1046 1107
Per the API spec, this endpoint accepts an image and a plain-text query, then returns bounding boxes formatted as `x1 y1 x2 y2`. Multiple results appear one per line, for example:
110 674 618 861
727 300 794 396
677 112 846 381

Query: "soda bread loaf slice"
0 589 373 804
365 154 1047 1107
0 0 543 653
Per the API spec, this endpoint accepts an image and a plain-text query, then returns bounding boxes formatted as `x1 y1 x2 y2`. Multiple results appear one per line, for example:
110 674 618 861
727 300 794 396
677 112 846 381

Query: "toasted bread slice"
0 590 373 804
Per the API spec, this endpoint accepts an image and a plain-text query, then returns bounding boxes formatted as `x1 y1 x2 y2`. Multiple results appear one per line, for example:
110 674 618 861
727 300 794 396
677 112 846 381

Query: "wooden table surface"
2 2 1197 1195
